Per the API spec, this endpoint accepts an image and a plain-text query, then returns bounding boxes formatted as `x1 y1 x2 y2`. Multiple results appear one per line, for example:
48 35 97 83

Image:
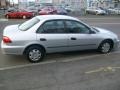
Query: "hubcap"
29 49 41 61
101 43 110 53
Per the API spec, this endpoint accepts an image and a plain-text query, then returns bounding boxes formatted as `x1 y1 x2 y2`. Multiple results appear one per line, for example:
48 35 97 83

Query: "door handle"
71 37 77 40
40 38 46 41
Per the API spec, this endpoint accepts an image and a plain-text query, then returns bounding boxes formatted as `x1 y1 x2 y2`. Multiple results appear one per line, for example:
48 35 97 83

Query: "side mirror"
89 30 96 34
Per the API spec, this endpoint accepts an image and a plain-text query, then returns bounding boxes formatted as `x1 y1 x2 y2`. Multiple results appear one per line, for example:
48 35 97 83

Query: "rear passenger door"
36 20 69 53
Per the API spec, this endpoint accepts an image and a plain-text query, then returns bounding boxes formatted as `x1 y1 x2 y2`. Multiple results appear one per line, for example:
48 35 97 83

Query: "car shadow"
44 50 100 62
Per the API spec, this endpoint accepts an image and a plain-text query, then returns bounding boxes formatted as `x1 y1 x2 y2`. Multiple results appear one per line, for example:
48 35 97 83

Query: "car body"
56 7 68 15
108 8 120 14
39 7 57 15
27 7 38 15
5 9 34 19
1 15 119 62
7 7 17 12
64 6 74 12
86 7 106 15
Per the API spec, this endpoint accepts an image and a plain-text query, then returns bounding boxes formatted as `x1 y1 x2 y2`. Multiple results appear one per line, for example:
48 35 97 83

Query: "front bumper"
113 40 120 50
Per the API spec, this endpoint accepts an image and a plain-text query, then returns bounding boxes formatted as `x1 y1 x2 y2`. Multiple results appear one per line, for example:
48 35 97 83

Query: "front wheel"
25 46 45 63
96 12 98 15
98 40 113 54
98 40 113 53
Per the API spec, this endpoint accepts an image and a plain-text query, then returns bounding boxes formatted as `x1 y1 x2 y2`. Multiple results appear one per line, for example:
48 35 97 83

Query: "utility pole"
12 0 14 7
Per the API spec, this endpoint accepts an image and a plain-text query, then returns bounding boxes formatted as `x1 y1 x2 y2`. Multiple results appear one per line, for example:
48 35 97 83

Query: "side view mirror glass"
89 30 96 34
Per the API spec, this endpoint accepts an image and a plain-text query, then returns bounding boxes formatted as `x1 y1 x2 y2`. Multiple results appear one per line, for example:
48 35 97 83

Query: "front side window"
65 20 90 34
19 17 40 31
37 20 65 33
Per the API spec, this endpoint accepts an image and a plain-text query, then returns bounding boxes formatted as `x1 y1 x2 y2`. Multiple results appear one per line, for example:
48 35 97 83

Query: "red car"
39 7 57 15
5 9 34 19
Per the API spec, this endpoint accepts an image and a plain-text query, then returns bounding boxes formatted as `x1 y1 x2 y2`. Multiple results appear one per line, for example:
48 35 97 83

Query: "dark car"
56 7 68 15
39 7 57 15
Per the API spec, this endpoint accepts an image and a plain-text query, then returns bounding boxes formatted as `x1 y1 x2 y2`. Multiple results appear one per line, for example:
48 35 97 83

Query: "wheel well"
100 39 114 48
23 44 46 55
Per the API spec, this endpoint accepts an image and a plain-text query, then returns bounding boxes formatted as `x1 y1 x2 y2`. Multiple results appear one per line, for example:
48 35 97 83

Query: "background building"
0 0 7 8
35 0 87 10
18 0 28 9
113 0 120 8
88 0 114 8
60 0 87 10
88 0 120 8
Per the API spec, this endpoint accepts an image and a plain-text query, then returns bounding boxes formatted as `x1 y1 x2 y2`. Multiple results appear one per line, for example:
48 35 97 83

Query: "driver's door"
65 20 100 51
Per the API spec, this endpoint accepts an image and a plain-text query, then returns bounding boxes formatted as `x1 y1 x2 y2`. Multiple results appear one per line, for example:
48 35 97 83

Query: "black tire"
25 46 45 63
98 40 113 54
96 12 98 15
86 11 88 14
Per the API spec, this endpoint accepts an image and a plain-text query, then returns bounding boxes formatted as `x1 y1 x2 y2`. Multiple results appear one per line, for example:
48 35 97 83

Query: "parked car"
39 7 57 15
108 8 120 14
56 7 68 15
27 7 38 15
0 7 7 10
86 7 106 15
64 6 74 12
7 7 17 12
99 7 110 14
1 15 119 63
5 9 34 19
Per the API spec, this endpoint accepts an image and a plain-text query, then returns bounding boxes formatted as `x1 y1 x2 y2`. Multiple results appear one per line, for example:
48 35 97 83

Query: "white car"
108 8 120 14
86 7 106 15
1 15 119 63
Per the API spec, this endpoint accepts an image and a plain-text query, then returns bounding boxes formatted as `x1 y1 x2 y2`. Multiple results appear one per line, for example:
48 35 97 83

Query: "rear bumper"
1 42 24 55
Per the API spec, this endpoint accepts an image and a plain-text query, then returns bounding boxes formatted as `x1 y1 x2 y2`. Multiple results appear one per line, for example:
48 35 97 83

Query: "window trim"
64 20 92 34
19 17 40 31
36 19 67 34
36 19 92 34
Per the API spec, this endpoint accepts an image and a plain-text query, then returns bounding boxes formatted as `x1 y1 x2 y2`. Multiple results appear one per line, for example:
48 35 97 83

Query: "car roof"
36 15 79 21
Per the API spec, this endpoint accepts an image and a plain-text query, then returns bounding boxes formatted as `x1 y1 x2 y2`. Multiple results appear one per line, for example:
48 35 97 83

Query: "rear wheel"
25 46 45 63
98 40 113 53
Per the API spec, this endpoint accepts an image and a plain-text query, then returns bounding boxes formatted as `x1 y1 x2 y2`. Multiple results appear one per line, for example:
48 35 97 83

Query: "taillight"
3 36 12 43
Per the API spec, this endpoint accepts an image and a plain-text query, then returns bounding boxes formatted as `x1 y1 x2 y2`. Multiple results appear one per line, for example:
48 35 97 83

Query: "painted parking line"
85 66 120 74
90 23 120 25
0 60 56 71
85 67 116 74
0 50 120 71
80 18 120 20
0 19 8 21
60 54 102 63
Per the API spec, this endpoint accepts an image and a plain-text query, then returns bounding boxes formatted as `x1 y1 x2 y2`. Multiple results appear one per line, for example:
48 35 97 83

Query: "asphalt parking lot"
0 15 120 90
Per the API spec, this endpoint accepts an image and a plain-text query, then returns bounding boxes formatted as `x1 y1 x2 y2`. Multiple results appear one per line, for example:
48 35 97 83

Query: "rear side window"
37 20 66 33
19 17 40 31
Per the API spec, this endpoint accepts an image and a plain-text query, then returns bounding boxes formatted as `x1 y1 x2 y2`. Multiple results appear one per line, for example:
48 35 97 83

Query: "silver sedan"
1 15 119 63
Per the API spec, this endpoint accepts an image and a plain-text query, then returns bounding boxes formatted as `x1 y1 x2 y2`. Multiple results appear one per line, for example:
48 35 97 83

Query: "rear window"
19 17 40 31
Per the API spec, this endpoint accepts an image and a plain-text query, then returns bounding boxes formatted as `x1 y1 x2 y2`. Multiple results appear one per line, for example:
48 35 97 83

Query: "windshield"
19 17 40 31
